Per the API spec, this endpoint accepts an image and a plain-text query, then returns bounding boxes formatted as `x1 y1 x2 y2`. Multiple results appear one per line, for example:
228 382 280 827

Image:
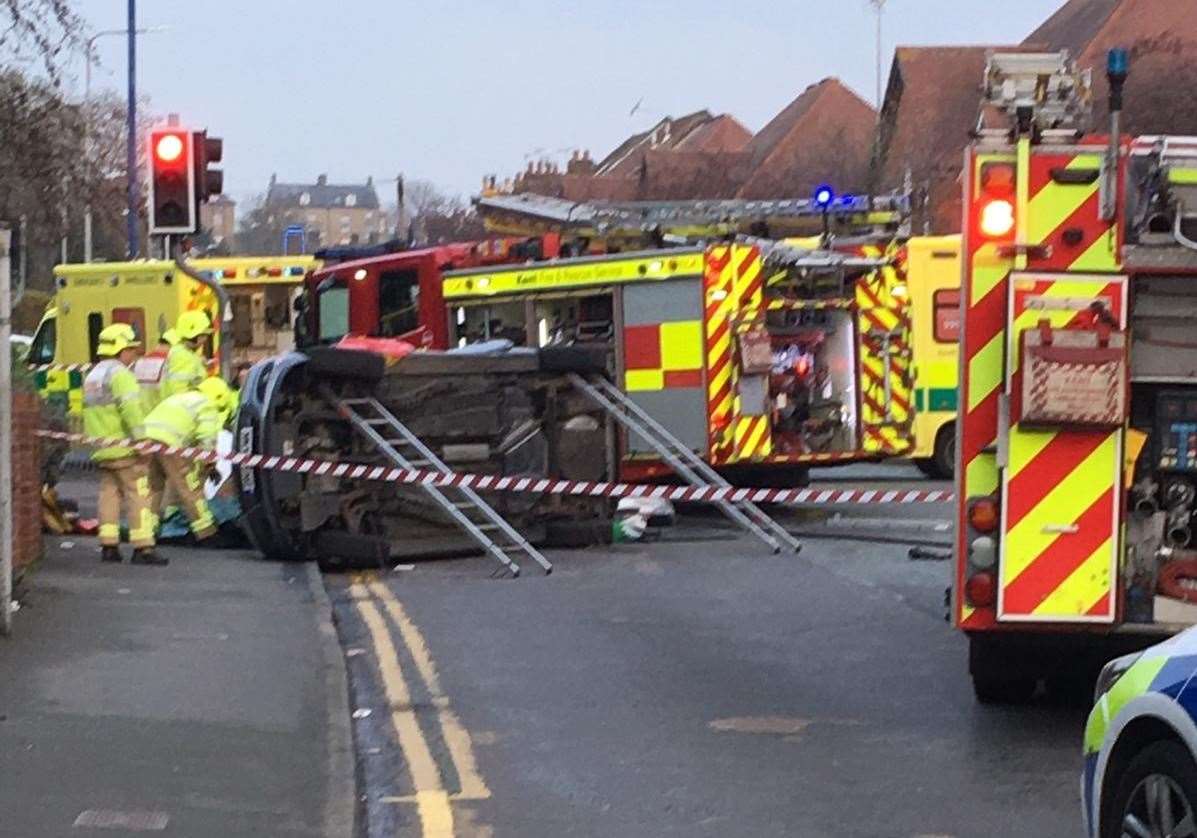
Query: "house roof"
595 110 745 177
673 115 752 154
266 176 381 211
873 46 1017 232
1024 0 1121 56
736 78 877 199
1023 0 1197 136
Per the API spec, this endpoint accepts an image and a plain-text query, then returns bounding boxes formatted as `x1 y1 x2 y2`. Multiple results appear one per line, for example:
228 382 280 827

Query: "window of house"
933 289 962 343
299 192 311 206
339 215 351 232
345 194 357 207
378 269 420 338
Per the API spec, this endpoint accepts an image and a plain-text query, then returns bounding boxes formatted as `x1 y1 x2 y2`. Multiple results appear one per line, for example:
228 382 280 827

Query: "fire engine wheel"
972 673 1037 705
1102 740 1197 838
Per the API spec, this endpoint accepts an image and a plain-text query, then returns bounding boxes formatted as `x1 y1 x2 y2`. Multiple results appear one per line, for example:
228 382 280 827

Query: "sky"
74 0 1065 209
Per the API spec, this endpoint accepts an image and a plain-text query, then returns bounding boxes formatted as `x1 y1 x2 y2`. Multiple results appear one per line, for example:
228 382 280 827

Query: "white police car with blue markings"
1084 628 1197 837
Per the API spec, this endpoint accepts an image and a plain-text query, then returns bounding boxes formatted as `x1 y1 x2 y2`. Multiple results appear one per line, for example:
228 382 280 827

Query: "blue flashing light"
287 266 306 276
814 185 835 208
1107 48 1129 78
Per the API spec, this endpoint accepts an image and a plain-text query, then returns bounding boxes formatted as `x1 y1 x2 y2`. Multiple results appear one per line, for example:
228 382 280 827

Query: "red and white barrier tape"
36 429 955 505
33 363 93 374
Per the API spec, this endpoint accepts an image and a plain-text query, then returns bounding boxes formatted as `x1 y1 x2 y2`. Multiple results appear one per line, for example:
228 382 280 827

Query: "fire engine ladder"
567 374 803 555
331 393 552 578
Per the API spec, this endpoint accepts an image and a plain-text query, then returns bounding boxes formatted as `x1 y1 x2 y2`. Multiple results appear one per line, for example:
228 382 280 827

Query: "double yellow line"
350 573 491 837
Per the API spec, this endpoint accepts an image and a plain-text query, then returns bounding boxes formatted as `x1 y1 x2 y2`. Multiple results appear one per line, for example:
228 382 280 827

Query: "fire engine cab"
956 49 1197 701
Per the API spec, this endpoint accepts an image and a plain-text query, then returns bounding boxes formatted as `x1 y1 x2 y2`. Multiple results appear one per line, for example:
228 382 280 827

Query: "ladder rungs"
383 438 413 447
364 418 391 426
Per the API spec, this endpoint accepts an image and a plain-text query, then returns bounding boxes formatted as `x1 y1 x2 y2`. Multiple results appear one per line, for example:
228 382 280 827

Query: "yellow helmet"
175 310 213 341
96 323 141 357
197 376 233 414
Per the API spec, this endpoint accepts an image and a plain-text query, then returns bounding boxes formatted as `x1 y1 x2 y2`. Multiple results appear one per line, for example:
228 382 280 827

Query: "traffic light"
194 130 223 203
148 127 196 234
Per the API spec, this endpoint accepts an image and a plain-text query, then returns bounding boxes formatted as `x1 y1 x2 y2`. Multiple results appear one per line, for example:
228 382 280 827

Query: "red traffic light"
155 132 185 164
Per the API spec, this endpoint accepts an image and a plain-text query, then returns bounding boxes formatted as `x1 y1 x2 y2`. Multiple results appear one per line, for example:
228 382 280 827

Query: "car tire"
972 673 1037 705
304 346 386 383
1101 739 1197 838
538 345 608 374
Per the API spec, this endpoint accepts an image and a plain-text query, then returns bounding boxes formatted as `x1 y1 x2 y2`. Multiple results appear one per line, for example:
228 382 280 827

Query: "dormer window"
299 192 311 206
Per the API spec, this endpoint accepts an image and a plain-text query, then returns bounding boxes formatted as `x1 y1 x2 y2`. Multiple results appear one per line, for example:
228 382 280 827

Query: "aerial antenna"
869 0 888 109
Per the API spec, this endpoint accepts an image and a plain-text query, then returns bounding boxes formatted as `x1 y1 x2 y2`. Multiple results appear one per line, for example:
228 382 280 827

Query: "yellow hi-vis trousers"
98 457 155 548
149 454 217 540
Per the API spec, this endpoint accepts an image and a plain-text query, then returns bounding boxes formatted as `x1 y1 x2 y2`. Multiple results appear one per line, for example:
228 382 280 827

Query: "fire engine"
300 193 916 482
955 49 1197 701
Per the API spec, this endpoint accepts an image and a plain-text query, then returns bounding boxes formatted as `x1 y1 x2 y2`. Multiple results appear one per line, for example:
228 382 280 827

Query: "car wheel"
1102 740 1197 838
972 673 1036 705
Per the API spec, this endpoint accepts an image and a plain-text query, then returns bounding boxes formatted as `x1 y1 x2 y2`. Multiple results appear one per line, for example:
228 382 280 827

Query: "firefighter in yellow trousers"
143 377 234 543
161 310 212 399
82 324 164 565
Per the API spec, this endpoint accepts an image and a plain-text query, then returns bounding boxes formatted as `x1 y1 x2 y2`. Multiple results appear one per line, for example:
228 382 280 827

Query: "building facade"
264 174 388 250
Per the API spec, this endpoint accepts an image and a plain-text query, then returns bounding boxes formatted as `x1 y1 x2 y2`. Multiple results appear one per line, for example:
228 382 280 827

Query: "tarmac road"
327 482 1087 838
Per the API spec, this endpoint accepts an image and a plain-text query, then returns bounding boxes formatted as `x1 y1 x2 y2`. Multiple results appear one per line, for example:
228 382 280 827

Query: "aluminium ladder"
330 392 553 577
567 374 803 555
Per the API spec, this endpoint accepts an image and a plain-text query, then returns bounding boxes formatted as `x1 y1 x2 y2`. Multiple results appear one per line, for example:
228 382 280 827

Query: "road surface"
327 464 1085 838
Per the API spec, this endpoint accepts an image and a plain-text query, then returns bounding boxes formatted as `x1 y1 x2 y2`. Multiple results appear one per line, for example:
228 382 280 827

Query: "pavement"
327 495 1088 838
0 537 355 837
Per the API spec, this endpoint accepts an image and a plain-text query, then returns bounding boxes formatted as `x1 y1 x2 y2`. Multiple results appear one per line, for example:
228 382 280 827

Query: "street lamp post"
82 23 167 262
870 0 888 109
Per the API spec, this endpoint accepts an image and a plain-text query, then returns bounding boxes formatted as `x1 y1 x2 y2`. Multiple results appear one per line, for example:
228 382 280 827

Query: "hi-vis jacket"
82 360 146 461
161 343 207 400
142 390 220 450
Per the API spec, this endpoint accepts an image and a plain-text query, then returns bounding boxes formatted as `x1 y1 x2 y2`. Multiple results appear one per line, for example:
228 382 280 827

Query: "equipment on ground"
953 47 1197 703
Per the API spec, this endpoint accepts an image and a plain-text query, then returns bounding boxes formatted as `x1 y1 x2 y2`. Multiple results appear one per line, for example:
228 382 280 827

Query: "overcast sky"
75 0 1063 207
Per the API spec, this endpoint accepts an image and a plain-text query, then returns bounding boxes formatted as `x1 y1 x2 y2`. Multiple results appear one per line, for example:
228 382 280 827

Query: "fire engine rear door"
856 252 915 456
997 273 1128 624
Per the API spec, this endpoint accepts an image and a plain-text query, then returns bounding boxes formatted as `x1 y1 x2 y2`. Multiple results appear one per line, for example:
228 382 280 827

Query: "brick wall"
12 390 42 575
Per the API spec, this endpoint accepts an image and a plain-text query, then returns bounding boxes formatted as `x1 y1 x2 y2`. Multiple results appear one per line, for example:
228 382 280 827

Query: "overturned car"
235 343 616 573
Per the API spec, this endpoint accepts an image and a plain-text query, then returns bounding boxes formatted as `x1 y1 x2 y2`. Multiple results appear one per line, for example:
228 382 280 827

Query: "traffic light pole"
125 0 138 258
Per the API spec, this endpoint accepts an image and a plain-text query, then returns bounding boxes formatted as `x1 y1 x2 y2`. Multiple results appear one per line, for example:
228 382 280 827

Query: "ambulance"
28 255 317 415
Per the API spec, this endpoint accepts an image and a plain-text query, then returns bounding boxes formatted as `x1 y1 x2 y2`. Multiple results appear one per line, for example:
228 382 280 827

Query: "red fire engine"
955 49 1197 701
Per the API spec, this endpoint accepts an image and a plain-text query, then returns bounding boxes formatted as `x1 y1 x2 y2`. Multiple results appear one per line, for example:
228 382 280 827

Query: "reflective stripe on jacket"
82 359 145 461
142 390 220 449
161 343 207 399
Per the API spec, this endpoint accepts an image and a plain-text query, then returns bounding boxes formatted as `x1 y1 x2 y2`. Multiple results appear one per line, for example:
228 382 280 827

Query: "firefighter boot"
100 545 122 563
130 547 169 566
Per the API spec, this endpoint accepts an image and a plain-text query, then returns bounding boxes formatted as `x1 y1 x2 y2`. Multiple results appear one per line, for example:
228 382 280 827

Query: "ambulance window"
378 269 420 338
318 283 349 343
29 315 55 365
933 289 961 343
87 313 104 362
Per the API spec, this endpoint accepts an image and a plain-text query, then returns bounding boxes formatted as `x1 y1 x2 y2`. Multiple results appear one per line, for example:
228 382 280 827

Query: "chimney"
316 173 328 186
366 175 374 186
269 173 277 186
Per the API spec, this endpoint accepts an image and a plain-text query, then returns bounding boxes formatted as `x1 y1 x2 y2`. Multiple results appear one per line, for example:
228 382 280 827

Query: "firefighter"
82 323 162 565
143 377 234 545
161 310 213 399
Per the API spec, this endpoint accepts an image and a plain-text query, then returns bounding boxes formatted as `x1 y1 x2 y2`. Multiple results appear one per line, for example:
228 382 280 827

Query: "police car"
1084 629 1197 837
